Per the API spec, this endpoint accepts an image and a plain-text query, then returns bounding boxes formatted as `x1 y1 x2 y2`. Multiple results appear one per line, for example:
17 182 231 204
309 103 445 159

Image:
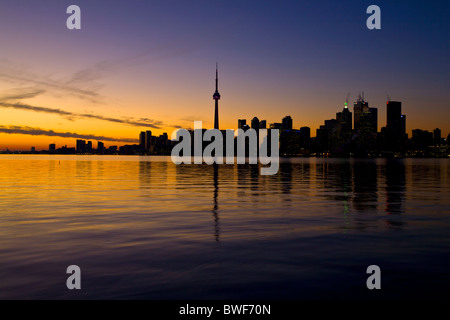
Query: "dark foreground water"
0 155 449 299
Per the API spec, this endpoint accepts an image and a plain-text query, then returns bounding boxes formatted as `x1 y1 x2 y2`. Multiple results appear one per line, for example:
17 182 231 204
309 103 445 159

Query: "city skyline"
0 0 449 150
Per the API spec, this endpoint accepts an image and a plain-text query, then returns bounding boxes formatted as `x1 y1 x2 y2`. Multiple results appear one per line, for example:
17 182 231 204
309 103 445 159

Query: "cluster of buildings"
311 95 446 157
233 94 447 157
12 68 448 157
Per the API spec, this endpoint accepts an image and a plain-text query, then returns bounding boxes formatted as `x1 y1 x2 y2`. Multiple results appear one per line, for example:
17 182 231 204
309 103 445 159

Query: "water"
0 155 449 299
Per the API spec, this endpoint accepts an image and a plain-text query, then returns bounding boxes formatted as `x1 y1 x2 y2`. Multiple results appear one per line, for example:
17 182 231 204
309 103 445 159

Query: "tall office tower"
76 139 86 153
145 130 152 151
386 101 403 150
213 63 221 130
86 141 93 153
259 120 267 129
49 144 56 152
353 93 369 132
282 115 293 130
433 128 441 140
97 141 104 153
300 126 311 148
251 117 260 130
139 131 146 149
238 119 247 129
368 107 378 133
336 102 353 142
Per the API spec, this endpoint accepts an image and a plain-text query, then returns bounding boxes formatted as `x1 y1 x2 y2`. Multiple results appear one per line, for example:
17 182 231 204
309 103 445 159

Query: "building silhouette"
213 63 221 130
238 119 246 129
336 102 353 146
386 101 406 151
282 116 293 131
251 117 260 130
353 93 369 132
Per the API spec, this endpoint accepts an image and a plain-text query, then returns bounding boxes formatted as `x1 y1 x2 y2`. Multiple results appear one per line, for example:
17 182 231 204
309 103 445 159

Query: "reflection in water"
280 161 293 196
385 160 406 214
212 164 220 242
0 156 448 299
385 160 406 228
352 160 378 212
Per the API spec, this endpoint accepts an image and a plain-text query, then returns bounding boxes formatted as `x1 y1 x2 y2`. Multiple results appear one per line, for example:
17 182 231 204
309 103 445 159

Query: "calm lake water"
0 155 449 299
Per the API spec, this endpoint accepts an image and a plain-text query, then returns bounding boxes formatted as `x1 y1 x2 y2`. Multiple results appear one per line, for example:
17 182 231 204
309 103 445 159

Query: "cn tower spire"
213 62 221 130
215 62 218 91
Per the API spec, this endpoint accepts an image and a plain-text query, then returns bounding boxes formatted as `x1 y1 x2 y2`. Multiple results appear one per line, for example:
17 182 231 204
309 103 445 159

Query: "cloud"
0 59 100 102
0 101 163 129
0 125 137 143
0 87 46 101
0 44 199 103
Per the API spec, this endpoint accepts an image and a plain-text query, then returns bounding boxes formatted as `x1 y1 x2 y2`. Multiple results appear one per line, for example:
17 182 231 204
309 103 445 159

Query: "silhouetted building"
386 101 406 151
353 93 369 132
76 139 86 153
280 130 302 155
270 123 282 130
300 127 311 140
238 119 247 129
251 117 260 130
145 131 152 151
139 131 146 149
97 141 104 154
336 103 353 146
259 120 267 129
433 128 442 144
282 116 293 131
107 146 118 154
412 129 433 151
316 119 338 153
49 144 56 152
86 141 93 153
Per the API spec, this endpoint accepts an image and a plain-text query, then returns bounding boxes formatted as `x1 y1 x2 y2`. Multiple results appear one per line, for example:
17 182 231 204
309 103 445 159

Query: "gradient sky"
0 0 449 150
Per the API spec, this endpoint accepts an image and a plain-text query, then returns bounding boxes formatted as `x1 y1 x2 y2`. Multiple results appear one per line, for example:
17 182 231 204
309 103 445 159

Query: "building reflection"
212 164 220 242
279 161 293 196
352 160 378 212
385 159 406 228
139 160 152 189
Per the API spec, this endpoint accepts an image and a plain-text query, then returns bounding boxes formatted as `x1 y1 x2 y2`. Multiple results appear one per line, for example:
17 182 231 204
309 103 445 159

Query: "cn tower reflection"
213 163 220 242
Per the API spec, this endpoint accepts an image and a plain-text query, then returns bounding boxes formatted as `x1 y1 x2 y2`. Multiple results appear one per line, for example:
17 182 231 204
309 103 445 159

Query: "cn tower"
213 63 221 130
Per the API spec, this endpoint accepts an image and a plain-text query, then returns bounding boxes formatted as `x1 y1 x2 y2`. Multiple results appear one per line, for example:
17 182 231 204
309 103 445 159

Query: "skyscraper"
97 141 104 153
238 119 246 129
145 130 152 151
76 139 86 153
139 131 146 149
336 102 352 143
213 63 221 130
353 93 369 132
282 116 293 130
251 117 260 130
386 101 405 150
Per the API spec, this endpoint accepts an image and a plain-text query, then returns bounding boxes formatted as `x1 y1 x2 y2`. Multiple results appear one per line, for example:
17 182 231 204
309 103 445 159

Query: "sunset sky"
0 0 449 150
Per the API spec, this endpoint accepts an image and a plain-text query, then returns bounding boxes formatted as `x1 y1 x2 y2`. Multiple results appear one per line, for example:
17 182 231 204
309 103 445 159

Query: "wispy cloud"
0 125 137 143
0 87 45 101
0 59 100 102
0 101 163 129
0 44 198 103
